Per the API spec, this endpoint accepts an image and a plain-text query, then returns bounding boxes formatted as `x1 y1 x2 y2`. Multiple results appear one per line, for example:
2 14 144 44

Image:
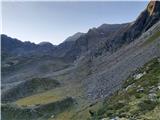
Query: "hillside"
88 58 160 120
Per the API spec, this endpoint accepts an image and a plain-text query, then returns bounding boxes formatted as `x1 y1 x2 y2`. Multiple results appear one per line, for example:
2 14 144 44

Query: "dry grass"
16 83 84 106
16 88 64 106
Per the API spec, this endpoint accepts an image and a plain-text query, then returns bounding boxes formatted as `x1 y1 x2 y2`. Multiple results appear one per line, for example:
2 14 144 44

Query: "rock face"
147 1 158 16
124 0 160 38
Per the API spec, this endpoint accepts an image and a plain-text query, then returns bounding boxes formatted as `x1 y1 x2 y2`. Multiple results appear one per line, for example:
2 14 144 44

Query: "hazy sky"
2 1 148 45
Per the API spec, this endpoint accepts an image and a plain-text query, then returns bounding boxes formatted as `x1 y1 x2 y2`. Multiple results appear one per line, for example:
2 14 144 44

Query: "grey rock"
137 87 144 93
148 93 157 101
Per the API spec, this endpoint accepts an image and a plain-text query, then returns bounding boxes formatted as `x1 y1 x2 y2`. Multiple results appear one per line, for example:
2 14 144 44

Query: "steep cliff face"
64 1 160 59
147 1 158 16
122 0 160 40
101 0 160 52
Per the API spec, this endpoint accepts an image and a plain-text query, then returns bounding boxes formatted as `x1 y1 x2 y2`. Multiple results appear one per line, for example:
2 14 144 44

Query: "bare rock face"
147 1 157 16
61 1 160 60
138 0 160 31
109 1 160 50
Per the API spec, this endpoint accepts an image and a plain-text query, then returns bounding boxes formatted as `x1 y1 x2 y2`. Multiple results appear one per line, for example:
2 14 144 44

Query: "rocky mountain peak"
38 42 54 47
147 0 159 16
64 32 84 42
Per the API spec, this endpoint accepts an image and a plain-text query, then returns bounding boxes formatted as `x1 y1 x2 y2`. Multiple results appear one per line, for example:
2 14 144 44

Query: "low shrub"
138 99 158 112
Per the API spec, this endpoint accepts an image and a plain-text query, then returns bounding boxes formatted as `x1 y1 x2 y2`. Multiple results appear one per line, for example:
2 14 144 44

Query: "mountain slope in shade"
1 34 56 56
50 32 85 59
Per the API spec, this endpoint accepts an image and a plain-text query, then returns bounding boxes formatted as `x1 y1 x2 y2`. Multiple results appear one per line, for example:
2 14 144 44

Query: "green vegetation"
88 58 160 120
2 77 60 102
15 87 65 106
2 97 75 120
138 99 158 112
15 82 84 106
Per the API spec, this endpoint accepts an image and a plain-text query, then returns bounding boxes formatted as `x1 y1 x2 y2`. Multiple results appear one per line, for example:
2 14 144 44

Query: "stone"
149 87 157 93
125 83 135 91
110 116 120 120
51 114 55 118
134 72 146 80
137 87 144 93
101 118 109 120
148 93 157 101
158 83 160 90
138 85 141 88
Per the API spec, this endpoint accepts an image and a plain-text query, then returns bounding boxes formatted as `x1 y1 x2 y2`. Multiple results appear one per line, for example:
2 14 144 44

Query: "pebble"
51 114 55 118
134 72 146 80
148 93 157 101
137 87 144 93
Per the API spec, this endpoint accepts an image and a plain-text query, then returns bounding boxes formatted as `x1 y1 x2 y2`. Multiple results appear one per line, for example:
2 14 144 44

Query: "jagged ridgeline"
1 1 160 120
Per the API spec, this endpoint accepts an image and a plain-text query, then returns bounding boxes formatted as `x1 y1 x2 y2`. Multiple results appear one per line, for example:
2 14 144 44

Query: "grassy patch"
16 83 84 107
138 99 158 112
2 77 60 102
16 87 66 106
2 97 75 120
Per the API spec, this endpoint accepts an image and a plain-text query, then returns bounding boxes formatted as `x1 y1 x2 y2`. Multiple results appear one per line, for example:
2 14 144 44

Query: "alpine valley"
1 1 160 120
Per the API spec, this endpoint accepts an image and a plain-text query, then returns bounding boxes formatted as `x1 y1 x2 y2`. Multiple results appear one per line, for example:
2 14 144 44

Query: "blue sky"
2 1 148 45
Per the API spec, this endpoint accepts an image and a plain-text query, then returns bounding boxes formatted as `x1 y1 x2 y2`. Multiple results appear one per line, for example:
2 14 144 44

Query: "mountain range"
1 1 160 120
